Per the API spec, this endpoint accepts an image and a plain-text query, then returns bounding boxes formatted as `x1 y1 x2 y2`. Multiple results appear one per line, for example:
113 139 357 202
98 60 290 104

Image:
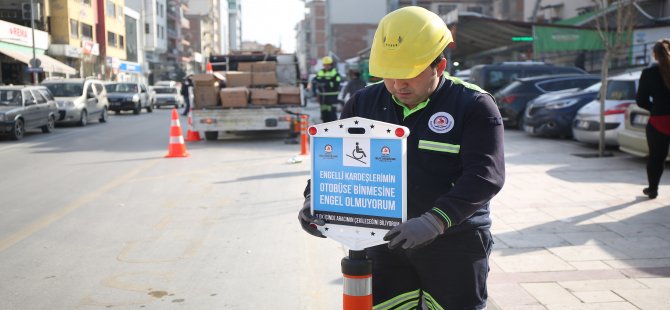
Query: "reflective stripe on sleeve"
422 291 445 310
418 140 460 154
431 207 452 228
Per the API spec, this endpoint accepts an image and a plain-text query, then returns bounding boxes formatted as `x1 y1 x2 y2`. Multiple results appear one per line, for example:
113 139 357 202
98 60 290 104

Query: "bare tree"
592 0 637 157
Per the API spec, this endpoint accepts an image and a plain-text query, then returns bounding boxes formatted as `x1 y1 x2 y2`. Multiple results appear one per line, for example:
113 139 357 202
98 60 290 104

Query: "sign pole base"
342 250 372 310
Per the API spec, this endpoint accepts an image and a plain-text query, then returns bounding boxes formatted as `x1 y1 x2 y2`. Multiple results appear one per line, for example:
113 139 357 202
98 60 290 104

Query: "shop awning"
0 48 77 75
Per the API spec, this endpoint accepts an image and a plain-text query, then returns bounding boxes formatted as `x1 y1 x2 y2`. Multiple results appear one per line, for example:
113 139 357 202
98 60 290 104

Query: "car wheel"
114 110 121 114
99 107 109 123
41 115 56 133
133 104 141 115
517 113 526 130
10 118 25 140
79 110 88 126
146 103 153 113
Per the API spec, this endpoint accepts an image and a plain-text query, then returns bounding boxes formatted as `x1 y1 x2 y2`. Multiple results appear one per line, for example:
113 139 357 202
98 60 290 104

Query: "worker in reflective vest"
313 56 341 123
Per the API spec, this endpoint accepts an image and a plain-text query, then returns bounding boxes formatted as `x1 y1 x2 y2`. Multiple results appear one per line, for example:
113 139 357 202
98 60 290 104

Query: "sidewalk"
488 131 670 310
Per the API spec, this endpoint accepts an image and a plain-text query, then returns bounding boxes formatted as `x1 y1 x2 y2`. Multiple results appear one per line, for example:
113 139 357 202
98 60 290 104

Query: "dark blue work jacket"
340 76 505 234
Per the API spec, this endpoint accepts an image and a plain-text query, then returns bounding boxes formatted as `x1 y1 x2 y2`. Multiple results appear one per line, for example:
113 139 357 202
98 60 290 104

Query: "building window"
81 23 93 39
156 24 159 37
145 23 150 34
82 0 91 5
119 35 124 48
116 5 124 19
106 0 116 17
70 19 79 38
108 31 117 47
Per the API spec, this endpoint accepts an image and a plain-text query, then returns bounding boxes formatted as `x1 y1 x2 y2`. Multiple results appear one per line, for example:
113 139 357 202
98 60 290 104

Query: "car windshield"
0 90 22 106
583 82 602 92
106 83 138 93
44 83 83 97
154 87 178 94
495 81 523 95
606 80 636 100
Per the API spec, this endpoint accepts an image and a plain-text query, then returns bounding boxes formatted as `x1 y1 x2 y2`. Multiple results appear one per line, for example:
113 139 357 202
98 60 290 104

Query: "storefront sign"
0 19 48 50
119 61 141 73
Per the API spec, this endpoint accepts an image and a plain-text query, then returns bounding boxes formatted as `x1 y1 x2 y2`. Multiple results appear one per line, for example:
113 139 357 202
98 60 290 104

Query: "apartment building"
295 0 326 77
228 0 241 51
186 0 224 70
97 0 127 80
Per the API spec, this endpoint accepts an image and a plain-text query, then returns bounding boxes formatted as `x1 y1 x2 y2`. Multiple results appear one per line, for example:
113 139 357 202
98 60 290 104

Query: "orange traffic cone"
299 114 309 155
165 108 189 158
185 110 201 142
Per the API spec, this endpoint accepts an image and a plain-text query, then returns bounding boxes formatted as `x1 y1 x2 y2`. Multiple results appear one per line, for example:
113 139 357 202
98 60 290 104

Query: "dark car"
469 62 587 94
0 85 58 140
495 74 600 129
523 82 601 138
105 82 153 114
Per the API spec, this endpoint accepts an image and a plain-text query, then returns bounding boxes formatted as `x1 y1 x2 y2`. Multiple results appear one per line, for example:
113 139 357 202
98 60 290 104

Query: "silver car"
105 82 153 114
0 85 59 140
572 71 641 146
41 78 109 126
618 103 670 161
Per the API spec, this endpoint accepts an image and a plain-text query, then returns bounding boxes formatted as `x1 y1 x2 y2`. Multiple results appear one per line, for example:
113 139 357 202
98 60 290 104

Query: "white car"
152 86 184 109
41 78 109 126
572 71 641 146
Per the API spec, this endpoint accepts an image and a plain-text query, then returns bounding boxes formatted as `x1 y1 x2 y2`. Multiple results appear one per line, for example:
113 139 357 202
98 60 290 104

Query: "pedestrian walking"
181 75 192 116
636 38 670 199
312 56 341 123
298 6 505 309
340 69 367 103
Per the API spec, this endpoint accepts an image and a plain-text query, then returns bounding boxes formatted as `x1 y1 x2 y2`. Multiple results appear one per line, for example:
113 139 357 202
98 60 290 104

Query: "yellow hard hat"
322 56 333 65
370 6 453 79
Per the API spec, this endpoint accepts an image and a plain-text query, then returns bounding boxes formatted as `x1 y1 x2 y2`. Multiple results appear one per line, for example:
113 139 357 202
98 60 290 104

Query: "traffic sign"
25 66 43 73
310 117 408 250
30 57 41 68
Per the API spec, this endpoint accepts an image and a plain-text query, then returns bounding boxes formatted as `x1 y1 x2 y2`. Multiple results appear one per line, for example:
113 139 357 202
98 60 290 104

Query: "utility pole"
29 0 39 85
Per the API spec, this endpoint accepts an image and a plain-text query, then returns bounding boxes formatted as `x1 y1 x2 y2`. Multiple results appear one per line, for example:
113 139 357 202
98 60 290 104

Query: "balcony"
181 17 190 29
167 28 178 39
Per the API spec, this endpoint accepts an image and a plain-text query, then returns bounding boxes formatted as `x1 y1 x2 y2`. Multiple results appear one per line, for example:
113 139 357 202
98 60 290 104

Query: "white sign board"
310 117 408 250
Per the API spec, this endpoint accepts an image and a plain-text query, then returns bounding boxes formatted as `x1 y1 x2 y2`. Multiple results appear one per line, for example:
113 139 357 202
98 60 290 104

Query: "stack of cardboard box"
218 61 300 107
192 74 222 109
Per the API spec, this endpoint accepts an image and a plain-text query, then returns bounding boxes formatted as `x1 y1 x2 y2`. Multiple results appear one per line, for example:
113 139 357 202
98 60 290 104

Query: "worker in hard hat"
299 6 505 309
312 56 342 122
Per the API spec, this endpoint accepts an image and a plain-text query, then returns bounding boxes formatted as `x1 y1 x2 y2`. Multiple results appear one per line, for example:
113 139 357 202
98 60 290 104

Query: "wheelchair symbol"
346 142 367 164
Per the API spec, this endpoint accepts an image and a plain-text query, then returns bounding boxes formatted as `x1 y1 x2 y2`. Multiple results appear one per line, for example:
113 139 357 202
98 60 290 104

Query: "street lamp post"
29 0 39 85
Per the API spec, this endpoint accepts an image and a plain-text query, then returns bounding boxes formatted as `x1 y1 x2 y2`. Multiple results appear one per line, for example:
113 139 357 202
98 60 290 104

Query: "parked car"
617 103 670 161
453 69 471 82
469 61 587 94
152 86 184 109
105 82 153 114
523 82 601 138
0 85 58 140
495 74 600 128
572 70 641 146
154 80 179 87
41 78 109 126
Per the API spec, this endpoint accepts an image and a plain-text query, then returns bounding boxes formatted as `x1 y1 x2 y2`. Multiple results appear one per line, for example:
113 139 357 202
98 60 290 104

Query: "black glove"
298 195 326 238
383 213 445 249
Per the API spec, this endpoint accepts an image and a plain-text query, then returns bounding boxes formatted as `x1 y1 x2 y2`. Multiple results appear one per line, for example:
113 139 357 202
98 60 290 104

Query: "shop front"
0 19 77 84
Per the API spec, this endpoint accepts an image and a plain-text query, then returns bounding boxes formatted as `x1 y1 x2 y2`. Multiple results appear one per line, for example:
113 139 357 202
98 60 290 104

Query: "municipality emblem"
428 112 454 133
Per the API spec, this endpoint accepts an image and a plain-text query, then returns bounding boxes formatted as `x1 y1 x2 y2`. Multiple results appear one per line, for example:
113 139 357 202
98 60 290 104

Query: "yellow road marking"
0 159 159 253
